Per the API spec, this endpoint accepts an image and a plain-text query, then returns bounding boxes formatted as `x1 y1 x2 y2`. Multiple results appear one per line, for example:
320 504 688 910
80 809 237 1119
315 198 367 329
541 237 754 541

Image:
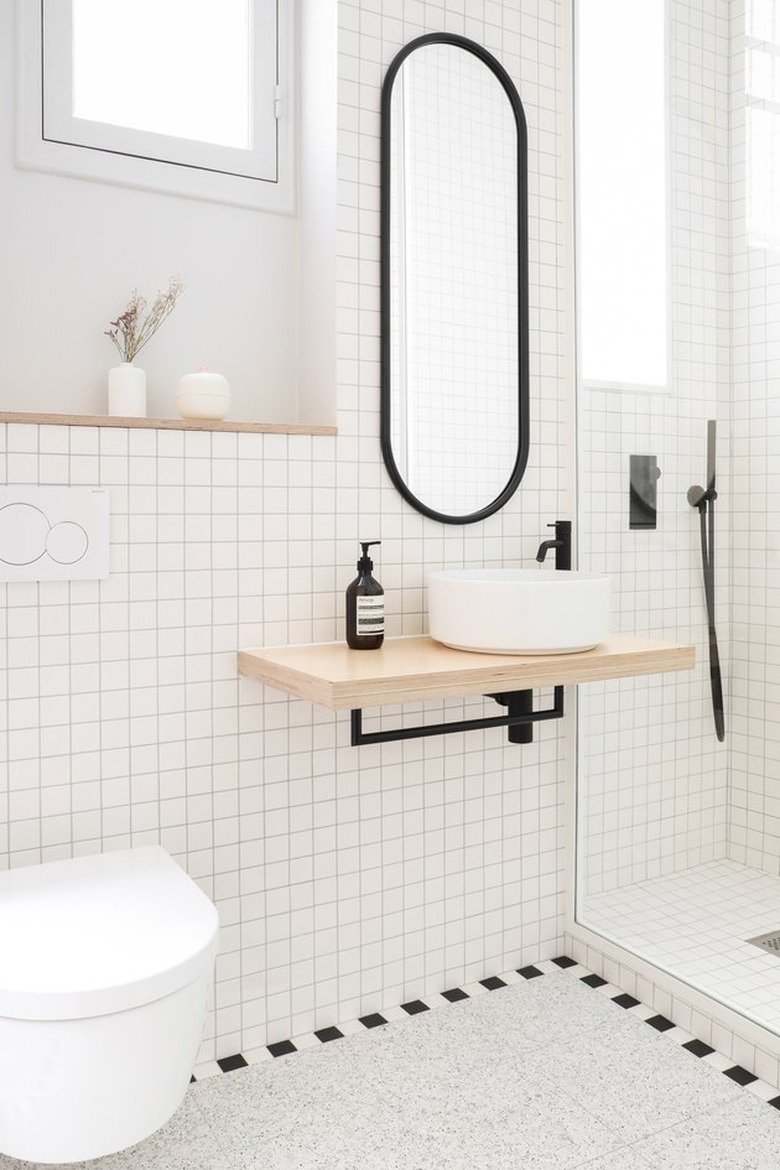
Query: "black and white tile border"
193 956 780 1110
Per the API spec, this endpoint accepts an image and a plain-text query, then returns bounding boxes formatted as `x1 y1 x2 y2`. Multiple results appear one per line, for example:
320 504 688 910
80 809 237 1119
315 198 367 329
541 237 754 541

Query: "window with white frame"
17 0 294 213
574 0 670 392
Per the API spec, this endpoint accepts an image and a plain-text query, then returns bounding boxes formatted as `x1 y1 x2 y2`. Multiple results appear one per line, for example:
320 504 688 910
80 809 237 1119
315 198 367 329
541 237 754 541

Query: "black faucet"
535 520 572 571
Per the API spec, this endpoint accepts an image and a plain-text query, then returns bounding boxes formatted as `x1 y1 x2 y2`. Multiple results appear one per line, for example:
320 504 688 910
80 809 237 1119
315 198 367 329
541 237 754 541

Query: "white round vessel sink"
428 568 612 655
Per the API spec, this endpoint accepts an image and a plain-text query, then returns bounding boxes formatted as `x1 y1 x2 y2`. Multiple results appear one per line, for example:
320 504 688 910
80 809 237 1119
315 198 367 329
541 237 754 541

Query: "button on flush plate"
0 486 109 581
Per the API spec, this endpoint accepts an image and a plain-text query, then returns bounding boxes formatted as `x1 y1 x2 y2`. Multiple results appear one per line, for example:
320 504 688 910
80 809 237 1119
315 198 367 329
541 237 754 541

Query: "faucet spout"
536 539 561 563
535 520 572 571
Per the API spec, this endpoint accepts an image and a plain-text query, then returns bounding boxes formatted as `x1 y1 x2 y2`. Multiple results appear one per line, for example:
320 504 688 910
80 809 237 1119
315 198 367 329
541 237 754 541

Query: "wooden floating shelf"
237 634 696 711
0 412 337 436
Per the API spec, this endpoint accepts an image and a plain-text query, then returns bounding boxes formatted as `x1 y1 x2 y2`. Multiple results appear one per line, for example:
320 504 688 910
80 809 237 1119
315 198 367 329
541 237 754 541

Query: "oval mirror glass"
381 34 529 524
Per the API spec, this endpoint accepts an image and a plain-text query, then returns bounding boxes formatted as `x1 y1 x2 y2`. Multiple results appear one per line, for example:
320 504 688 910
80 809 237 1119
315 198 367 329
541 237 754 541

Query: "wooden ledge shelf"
0 412 337 436
237 634 696 712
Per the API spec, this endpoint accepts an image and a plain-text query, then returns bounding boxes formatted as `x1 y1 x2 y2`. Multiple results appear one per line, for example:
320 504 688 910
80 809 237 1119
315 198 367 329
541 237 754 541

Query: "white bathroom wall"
299 0 339 427
577 0 732 898
728 0 780 870
0 0 570 1061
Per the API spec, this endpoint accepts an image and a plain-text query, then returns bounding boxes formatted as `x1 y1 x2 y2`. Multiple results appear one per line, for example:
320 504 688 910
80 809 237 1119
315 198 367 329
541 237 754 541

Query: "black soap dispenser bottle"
346 541 384 649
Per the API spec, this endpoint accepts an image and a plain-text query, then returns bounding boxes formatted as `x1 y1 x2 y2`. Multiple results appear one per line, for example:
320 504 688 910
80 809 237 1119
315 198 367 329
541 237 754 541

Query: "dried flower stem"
105 277 184 363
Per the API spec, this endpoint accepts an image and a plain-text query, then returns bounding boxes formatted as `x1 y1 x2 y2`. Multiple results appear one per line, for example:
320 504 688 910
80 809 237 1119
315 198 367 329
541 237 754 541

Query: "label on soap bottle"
356 595 384 635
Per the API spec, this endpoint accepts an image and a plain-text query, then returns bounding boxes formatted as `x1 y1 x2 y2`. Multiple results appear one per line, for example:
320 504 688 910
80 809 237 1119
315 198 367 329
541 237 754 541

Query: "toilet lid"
0 846 219 1020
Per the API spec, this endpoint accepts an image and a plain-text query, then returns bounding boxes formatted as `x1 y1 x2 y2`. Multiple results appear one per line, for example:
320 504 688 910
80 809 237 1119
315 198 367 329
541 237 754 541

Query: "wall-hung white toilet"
0 845 219 1164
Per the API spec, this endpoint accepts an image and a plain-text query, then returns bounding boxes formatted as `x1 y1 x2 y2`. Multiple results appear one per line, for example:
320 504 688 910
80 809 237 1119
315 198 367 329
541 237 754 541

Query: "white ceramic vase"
176 370 230 421
108 363 147 418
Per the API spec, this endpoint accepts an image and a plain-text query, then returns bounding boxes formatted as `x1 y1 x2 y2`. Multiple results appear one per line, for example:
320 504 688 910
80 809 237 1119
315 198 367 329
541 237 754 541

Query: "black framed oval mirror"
380 33 529 525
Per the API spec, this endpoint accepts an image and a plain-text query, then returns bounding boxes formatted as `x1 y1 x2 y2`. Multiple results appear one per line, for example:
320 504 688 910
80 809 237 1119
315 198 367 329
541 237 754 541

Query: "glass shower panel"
572 0 780 1040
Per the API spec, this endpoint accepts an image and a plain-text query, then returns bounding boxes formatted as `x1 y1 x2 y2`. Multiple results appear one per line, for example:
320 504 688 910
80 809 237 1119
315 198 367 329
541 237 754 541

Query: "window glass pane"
71 0 251 149
747 45 778 105
747 106 780 245
748 0 778 44
576 0 668 389
746 1 780 247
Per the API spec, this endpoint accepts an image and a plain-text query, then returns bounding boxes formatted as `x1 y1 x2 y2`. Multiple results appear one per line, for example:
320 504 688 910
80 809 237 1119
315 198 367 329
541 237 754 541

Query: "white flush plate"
0 486 109 581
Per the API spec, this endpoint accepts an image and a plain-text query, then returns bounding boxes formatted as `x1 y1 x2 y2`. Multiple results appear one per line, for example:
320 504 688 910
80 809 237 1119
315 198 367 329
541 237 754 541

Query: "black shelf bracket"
350 686 564 746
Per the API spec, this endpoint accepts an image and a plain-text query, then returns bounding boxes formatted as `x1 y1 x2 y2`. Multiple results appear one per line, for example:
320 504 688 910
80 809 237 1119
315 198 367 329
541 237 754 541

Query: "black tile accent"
646 1015 675 1033
267 1040 297 1058
724 1065 759 1086
401 999 430 1016
188 962 780 1112
683 1039 716 1058
359 1013 388 1029
217 1053 249 1072
480 976 507 991
612 993 641 1009
552 955 577 969
441 987 469 1003
314 1026 344 1043
580 973 608 989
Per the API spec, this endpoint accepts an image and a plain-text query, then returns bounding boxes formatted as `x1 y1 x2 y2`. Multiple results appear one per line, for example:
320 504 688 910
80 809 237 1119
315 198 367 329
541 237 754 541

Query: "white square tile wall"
0 0 569 1061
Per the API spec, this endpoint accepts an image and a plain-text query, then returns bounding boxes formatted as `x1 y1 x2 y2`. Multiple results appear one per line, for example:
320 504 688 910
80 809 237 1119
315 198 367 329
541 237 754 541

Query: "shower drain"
746 930 780 955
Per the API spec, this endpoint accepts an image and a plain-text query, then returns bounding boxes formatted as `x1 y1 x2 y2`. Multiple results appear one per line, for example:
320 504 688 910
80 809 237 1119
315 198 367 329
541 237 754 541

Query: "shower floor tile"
580 859 780 1033
2 965 778 1170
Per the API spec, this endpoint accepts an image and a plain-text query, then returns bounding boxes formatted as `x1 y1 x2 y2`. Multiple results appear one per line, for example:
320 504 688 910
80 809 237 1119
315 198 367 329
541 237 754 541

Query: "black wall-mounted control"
629 455 660 530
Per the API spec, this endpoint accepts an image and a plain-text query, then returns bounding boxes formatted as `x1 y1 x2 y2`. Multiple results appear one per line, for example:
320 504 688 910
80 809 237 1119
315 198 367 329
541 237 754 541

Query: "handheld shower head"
687 484 706 509
688 420 718 511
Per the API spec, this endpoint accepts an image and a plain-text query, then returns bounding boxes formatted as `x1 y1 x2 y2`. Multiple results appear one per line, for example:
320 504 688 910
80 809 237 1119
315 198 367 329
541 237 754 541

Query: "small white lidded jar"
176 368 231 421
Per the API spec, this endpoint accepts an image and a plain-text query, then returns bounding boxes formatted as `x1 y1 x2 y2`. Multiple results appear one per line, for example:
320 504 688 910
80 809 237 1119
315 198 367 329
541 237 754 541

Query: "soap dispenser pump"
346 541 384 650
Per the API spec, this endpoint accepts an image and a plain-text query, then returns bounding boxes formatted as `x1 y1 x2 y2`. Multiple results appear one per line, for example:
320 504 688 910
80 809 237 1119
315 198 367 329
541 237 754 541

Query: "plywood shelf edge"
0 411 337 436
237 633 696 712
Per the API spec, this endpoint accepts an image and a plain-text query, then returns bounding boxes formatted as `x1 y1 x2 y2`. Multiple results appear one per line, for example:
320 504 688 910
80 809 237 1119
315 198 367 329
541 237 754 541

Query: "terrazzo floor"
3 962 780 1170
